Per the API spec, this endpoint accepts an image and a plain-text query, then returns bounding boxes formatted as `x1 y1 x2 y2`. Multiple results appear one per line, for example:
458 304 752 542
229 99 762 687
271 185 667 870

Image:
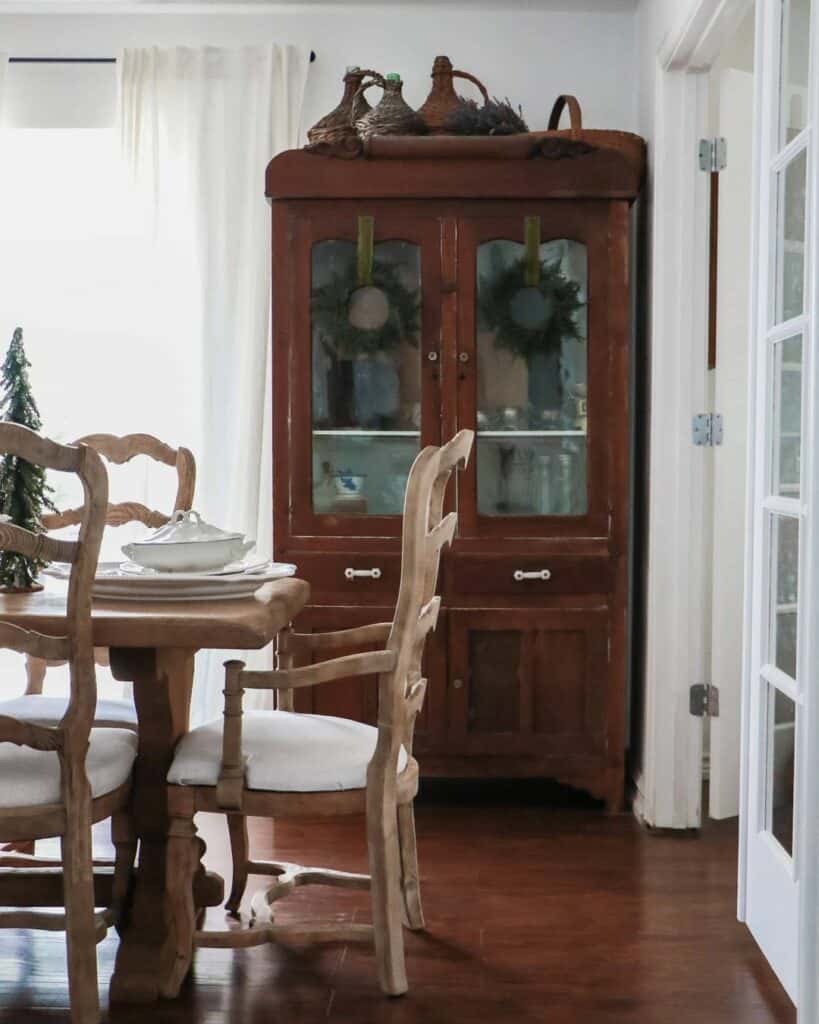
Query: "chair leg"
225 813 249 915
397 802 425 931
160 810 200 999
110 810 137 931
25 654 47 695
367 790 408 997
60 795 100 1024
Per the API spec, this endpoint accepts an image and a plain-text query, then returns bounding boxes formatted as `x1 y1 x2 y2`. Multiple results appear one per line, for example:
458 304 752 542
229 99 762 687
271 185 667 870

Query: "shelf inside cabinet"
313 429 420 437
478 430 587 438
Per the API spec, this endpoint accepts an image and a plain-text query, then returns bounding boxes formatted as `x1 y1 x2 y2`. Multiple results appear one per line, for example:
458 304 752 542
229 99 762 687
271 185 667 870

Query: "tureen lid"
137 510 243 545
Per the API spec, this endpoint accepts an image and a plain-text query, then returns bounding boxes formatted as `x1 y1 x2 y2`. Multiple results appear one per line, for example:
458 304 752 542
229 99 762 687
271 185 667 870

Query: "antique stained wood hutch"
266 115 645 810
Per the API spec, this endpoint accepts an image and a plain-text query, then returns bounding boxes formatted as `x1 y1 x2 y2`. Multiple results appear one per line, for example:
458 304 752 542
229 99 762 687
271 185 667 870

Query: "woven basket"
307 67 373 148
417 55 489 134
354 73 427 140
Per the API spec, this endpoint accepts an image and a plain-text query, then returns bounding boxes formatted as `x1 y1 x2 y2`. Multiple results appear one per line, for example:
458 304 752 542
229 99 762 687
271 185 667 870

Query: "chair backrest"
0 424 107 754
41 432 195 531
370 429 474 784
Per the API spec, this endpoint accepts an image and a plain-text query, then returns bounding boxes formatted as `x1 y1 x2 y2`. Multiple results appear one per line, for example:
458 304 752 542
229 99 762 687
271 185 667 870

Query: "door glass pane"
779 0 812 146
311 238 421 515
766 684 796 856
476 237 587 516
772 335 802 497
770 514 799 678
775 148 807 323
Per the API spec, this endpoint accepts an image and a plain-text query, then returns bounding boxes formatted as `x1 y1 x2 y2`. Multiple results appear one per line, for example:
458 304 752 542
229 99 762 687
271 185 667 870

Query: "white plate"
43 561 297 601
117 559 271 578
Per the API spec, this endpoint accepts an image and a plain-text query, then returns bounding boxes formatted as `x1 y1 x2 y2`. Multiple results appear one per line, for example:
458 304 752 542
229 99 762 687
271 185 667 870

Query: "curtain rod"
10 51 316 63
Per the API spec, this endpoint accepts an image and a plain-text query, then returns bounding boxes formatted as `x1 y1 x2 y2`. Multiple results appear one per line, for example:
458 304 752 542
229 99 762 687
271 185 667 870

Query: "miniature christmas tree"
0 328 57 591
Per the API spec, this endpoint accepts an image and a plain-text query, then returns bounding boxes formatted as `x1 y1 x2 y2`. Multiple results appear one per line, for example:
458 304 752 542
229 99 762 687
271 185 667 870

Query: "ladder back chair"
164 429 473 998
12 432 195 728
0 424 137 1024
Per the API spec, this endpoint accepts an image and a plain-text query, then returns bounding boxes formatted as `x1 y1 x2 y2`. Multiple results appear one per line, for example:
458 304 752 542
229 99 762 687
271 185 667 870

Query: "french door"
741 0 817 1010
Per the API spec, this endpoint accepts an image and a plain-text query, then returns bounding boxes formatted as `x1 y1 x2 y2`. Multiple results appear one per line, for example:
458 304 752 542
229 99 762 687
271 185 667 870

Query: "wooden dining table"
0 573 309 1004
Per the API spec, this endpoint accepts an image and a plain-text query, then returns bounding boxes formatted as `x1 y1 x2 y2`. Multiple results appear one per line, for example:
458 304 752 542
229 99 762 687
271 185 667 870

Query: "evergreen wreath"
0 328 58 591
311 260 421 357
479 254 584 360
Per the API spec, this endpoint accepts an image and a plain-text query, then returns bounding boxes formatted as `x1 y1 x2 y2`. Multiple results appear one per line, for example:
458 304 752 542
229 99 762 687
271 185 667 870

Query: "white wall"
0 3 639 138
631 0 702 827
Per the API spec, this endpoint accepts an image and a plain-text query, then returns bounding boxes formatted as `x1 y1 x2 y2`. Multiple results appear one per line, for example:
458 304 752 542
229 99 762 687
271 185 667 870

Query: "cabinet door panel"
291 606 385 724
291 605 446 751
456 204 612 539
466 628 529 733
288 203 443 541
449 608 608 757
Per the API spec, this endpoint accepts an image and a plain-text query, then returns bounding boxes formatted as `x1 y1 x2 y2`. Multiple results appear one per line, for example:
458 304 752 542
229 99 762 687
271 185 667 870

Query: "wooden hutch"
266 117 645 810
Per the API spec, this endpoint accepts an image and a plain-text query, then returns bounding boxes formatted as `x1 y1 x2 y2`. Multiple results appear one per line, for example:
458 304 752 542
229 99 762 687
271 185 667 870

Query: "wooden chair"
7 432 195 730
0 423 137 1024
164 429 473 998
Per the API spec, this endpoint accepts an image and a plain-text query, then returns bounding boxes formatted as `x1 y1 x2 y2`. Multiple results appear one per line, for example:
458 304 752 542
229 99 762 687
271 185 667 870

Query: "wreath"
479 254 584 360
311 260 420 358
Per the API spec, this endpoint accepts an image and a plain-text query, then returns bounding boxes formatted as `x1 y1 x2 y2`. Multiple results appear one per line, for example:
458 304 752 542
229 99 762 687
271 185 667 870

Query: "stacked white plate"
43 559 297 602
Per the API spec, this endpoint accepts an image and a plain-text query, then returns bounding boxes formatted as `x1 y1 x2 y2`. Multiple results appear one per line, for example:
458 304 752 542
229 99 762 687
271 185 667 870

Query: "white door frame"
636 0 754 829
738 0 819 1014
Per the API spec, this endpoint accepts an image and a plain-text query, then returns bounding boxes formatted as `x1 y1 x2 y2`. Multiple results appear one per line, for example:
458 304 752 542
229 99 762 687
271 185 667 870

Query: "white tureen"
121 510 255 573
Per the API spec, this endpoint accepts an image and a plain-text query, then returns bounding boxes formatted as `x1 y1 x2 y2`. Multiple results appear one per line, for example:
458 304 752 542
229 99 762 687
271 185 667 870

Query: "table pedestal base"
108 646 220 1003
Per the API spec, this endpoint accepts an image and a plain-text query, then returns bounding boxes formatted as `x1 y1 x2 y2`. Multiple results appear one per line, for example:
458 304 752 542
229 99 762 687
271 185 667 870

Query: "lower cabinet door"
448 608 610 768
291 605 446 753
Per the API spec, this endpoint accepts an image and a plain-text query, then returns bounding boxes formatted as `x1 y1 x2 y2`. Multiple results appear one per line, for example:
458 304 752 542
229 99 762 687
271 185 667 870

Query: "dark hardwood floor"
0 783 795 1023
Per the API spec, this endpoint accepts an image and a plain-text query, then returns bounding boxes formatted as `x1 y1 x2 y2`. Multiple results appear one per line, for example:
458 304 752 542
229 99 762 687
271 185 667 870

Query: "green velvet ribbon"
524 215 541 287
356 215 375 287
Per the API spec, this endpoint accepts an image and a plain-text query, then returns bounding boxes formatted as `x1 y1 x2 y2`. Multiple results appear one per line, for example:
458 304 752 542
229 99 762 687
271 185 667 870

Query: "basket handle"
547 95 583 132
351 70 386 124
452 69 490 105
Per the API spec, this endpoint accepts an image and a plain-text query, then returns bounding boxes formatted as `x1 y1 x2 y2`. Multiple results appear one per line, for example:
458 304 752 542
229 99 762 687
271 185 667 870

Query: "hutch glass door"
457 206 609 537
475 228 588 517
292 208 441 536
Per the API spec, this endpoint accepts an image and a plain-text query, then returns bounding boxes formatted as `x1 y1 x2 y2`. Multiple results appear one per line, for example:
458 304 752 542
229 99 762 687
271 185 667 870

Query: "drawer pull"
344 567 382 581
513 569 552 582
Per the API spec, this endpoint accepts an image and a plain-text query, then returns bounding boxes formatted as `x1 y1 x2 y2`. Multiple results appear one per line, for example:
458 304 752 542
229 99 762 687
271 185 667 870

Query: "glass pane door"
743 0 814 1005
474 228 588 517
307 221 424 520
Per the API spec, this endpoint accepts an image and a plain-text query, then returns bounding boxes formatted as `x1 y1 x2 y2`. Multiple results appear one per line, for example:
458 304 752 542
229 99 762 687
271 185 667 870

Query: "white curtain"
119 45 311 723
0 54 7 126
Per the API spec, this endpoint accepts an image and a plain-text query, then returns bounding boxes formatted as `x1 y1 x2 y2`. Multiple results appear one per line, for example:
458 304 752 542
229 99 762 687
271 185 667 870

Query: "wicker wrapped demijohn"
307 66 372 147
417 55 489 134
354 73 427 140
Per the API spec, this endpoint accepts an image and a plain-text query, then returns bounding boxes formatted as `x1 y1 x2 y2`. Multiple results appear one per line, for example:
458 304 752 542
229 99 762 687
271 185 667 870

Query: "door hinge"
698 137 727 172
690 683 720 718
692 413 723 446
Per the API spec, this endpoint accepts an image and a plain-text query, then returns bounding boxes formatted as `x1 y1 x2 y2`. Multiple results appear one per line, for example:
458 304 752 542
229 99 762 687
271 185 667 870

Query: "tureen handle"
170 509 202 525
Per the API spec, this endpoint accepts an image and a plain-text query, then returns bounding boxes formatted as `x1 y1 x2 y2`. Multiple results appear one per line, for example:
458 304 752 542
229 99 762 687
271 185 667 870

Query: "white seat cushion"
0 728 137 809
168 710 408 793
0 694 138 730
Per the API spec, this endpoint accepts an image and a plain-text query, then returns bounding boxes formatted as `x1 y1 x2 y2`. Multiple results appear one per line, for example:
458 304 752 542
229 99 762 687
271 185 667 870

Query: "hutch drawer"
447 553 613 598
291 552 401 603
